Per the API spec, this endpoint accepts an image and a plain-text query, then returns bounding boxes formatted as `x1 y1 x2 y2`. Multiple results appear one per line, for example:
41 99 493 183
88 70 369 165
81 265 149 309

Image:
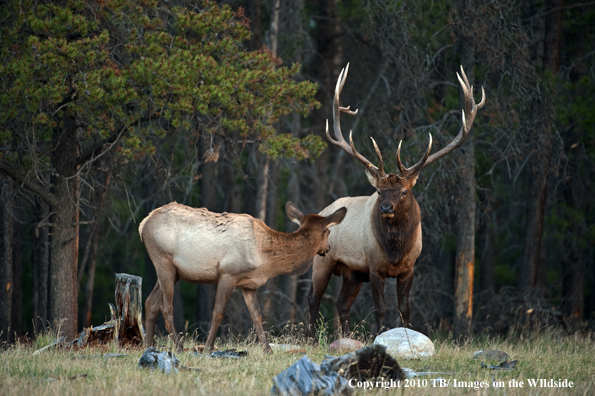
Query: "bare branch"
0 162 59 207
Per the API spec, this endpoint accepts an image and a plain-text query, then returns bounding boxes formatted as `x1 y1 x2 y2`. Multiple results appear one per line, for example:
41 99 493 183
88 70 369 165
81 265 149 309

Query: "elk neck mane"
371 195 420 264
252 219 316 277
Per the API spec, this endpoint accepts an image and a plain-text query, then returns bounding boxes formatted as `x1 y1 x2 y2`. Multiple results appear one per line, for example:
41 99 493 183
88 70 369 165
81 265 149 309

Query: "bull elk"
308 63 485 337
139 201 346 352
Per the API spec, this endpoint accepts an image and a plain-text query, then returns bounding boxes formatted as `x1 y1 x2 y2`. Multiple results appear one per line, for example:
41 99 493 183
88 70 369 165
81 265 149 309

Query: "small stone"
402 367 418 378
329 338 364 353
269 344 307 354
473 350 510 361
373 328 435 359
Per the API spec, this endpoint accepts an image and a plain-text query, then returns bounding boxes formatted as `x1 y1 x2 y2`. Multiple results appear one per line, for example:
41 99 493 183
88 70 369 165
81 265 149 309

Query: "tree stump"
114 273 145 347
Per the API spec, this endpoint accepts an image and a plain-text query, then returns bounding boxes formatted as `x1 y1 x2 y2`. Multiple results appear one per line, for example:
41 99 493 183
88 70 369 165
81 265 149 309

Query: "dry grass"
1 327 594 395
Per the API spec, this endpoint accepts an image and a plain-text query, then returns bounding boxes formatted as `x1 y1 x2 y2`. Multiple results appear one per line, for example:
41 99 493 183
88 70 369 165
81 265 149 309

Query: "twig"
72 221 94 226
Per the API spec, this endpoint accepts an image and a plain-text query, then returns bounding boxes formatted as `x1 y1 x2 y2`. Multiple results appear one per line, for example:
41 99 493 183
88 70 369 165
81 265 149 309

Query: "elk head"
286 202 347 256
326 63 485 221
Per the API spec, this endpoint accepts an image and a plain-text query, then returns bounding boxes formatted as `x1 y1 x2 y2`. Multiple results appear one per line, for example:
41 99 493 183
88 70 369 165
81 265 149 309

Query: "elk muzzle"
318 244 331 256
380 203 394 218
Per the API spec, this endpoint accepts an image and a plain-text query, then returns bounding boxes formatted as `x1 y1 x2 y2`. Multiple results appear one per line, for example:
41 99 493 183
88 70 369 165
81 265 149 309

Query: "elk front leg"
241 288 272 353
204 277 236 352
336 272 363 336
307 258 336 342
397 270 414 327
370 273 386 335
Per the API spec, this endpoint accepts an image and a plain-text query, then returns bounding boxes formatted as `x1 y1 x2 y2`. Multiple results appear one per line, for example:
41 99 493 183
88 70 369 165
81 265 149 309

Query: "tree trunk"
561 126 586 322
254 155 270 222
519 0 558 295
269 0 281 58
80 167 112 327
453 132 475 342
0 178 13 342
544 0 562 73
262 162 278 321
83 230 99 328
248 0 262 51
310 0 341 212
479 213 495 294
519 117 551 293
33 198 50 331
220 141 242 214
49 116 80 340
11 215 23 338
283 170 301 324
278 0 306 327
453 2 476 341
562 226 584 321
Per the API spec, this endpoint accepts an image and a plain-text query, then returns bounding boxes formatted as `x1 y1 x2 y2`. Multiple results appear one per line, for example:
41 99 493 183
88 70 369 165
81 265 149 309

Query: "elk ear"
365 169 378 188
324 207 347 229
285 202 305 226
409 173 419 187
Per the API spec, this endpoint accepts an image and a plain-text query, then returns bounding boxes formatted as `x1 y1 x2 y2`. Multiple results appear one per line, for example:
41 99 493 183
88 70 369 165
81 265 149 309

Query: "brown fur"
140 202 346 353
372 177 421 264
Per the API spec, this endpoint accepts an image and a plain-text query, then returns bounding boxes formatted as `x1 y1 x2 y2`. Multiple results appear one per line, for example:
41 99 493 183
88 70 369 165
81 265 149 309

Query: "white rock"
373 328 435 359
402 367 418 378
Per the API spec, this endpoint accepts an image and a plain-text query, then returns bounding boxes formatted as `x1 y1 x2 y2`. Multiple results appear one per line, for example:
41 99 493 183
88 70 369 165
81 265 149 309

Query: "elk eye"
402 190 407 196
377 189 381 195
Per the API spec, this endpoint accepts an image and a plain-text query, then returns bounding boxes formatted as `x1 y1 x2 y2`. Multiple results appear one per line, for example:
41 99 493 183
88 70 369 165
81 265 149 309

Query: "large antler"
326 63 387 178
396 65 486 177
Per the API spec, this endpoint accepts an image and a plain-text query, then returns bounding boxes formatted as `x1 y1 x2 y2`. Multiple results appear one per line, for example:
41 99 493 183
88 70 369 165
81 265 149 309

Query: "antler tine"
349 132 381 175
478 86 486 109
326 63 383 178
328 65 357 149
396 134 433 178
396 141 407 174
370 137 386 177
419 65 486 170
336 64 358 116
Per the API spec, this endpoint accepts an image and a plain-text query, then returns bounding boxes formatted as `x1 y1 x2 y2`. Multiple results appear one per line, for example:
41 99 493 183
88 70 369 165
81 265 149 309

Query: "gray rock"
329 338 364 353
138 347 180 375
402 367 418 378
373 328 435 359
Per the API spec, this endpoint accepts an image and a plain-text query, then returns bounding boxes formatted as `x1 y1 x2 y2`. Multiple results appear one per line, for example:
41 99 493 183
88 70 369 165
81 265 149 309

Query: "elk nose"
380 203 393 214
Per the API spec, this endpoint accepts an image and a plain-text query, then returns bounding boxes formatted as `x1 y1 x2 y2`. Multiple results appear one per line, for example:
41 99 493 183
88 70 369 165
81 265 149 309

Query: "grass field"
1 327 594 395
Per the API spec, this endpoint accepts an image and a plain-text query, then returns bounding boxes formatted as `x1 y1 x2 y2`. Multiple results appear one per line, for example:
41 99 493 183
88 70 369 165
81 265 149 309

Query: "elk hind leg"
144 281 161 347
242 288 272 353
154 265 181 349
204 276 236 352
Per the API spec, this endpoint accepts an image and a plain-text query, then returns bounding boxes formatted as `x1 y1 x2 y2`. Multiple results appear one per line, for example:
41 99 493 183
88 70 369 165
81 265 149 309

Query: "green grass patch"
1 328 594 395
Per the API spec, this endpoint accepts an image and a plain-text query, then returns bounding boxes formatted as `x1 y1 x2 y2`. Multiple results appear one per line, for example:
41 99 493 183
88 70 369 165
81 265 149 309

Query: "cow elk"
140 201 346 352
308 63 485 338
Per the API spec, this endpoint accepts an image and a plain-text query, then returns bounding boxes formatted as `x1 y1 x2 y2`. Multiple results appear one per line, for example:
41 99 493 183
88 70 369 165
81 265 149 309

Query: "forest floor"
1 328 593 395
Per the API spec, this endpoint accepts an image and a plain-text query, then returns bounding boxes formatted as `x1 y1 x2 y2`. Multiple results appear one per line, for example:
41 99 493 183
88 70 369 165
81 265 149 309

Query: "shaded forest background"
1 0 594 343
